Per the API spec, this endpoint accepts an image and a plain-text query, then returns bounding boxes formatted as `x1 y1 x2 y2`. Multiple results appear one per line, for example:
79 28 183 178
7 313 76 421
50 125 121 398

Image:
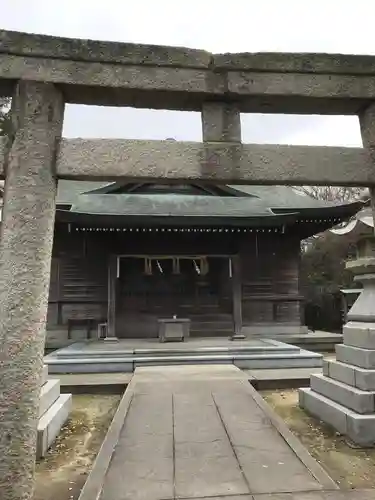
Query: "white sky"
2 0 374 146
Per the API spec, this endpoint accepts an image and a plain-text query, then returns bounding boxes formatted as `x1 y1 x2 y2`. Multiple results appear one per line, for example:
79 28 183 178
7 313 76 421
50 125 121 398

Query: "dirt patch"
34 394 121 500
262 389 375 490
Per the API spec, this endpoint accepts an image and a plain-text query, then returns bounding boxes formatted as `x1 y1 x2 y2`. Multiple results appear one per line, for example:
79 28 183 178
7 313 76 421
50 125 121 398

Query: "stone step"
52 344 300 359
299 387 375 447
41 365 49 386
46 351 322 374
37 393 72 458
324 359 375 391
310 373 375 414
336 343 375 369
190 329 233 337
343 322 375 349
232 352 322 370
39 379 60 418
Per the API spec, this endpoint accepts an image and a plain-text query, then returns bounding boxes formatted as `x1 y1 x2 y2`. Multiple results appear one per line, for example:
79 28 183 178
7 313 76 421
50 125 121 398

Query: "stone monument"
300 235 375 446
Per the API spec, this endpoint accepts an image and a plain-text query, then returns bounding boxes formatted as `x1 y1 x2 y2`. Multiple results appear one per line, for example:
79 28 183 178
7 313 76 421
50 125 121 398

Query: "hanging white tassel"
156 260 163 274
144 258 152 275
173 257 180 274
193 259 201 275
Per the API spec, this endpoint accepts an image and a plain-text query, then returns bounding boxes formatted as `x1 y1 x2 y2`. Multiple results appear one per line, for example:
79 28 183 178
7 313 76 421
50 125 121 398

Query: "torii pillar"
0 80 64 497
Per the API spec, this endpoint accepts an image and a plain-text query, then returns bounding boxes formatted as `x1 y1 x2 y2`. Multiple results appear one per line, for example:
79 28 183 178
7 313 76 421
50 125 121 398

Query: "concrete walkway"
85 365 337 500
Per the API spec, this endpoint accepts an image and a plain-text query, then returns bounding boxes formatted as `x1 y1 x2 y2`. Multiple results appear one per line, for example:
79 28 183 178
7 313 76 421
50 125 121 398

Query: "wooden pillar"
231 255 245 340
106 254 118 340
201 103 242 339
0 81 64 499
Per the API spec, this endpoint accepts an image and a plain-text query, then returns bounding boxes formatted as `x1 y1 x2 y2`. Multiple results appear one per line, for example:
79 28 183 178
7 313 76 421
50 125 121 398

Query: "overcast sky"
2 0 374 146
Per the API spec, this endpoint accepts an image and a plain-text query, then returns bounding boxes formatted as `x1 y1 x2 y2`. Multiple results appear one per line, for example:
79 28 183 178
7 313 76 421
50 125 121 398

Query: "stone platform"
44 337 322 374
37 365 72 458
45 329 342 352
79 365 336 500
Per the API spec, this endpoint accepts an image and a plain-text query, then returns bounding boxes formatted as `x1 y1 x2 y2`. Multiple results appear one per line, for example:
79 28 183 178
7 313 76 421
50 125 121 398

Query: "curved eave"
55 210 297 228
274 200 363 220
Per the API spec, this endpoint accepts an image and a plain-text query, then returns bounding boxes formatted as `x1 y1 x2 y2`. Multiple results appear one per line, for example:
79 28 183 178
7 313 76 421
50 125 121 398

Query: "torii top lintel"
1 29 375 113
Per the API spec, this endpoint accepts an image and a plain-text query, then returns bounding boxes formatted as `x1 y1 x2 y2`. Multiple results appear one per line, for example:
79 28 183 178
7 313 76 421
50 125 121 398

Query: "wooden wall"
47 225 304 334
240 234 302 326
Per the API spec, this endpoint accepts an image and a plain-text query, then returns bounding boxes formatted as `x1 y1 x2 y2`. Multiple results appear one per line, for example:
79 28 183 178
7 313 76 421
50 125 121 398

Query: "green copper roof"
69 193 280 218
56 180 361 223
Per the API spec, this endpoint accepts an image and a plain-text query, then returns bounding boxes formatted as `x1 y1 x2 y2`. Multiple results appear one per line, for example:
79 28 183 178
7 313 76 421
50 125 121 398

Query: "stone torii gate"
2 29 375 498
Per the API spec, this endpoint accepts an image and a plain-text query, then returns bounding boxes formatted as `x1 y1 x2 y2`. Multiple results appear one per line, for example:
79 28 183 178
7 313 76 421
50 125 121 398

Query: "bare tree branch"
294 185 366 203
0 97 11 137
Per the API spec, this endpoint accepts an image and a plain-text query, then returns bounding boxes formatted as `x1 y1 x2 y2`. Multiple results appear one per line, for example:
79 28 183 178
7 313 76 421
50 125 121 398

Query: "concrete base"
279 331 342 352
36 365 72 457
324 359 375 391
44 338 322 374
343 321 375 349
39 379 60 417
300 328 375 446
310 373 375 414
37 393 72 458
243 325 309 336
336 344 375 369
300 388 375 447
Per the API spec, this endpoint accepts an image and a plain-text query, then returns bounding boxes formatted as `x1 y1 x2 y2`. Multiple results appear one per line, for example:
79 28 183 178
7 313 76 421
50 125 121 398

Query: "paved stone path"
99 365 336 500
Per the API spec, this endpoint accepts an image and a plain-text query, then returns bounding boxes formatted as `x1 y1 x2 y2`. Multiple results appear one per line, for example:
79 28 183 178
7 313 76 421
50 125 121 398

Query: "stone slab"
299 388 348 436
5 137 371 187
244 325 309 335
45 339 322 374
39 378 60 418
336 344 375 369
37 393 72 458
3 30 375 77
41 365 49 386
354 366 375 391
212 389 324 494
248 367 322 381
46 358 134 374
0 29 212 68
324 359 375 391
50 138 373 186
233 352 322 370
94 365 334 500
49 372 132 387
50 342 300 358
310 373 375 414
2 30 375 115
343 322 375 349
323 359 355 387
300 388 375 447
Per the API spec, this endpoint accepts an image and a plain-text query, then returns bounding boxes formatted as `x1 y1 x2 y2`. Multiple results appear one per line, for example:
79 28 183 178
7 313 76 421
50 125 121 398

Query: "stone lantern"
300 234 375 446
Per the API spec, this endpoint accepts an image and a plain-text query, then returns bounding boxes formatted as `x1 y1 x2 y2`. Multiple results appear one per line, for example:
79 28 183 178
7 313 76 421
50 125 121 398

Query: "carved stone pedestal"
300 237 375 446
